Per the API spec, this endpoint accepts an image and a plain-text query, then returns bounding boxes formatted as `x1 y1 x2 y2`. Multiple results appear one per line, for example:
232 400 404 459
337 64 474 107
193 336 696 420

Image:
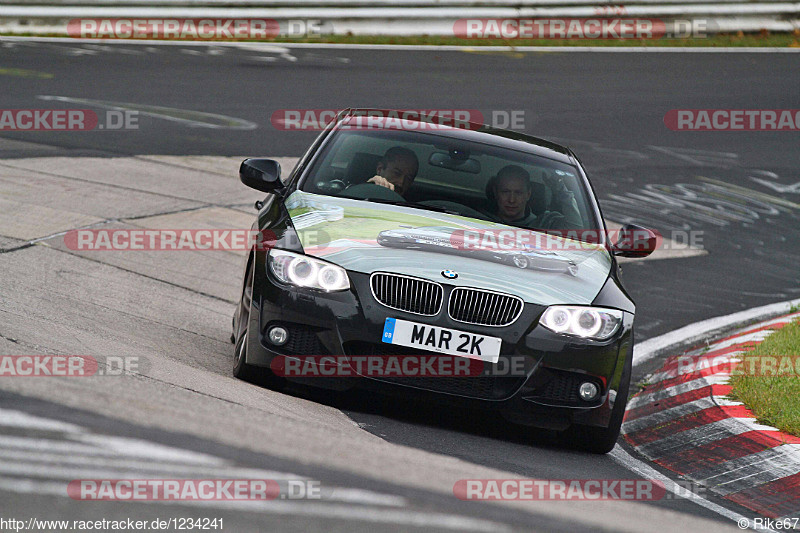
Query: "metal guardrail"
1 0 794 4
0 1 798 34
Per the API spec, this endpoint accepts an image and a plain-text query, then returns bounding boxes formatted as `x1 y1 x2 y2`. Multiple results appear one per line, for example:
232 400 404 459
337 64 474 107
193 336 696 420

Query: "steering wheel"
314 179 348 194
339 183 405 202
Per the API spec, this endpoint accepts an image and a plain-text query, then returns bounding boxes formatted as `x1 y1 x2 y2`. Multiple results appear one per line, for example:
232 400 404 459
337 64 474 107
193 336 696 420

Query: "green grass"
728 317 800 437
4 31 800 48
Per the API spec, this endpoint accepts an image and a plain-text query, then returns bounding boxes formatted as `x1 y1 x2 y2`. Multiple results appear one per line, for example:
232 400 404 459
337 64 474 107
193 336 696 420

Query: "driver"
366 146 419 197
486 165 582 229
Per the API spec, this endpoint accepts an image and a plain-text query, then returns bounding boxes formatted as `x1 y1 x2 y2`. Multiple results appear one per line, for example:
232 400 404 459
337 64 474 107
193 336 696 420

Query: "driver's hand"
367 175 395 191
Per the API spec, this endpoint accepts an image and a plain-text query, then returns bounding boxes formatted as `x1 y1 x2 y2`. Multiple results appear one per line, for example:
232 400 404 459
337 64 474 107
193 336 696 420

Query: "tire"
233 330 264 383
561 358 631 454
512 255 529 269
232 258 284 389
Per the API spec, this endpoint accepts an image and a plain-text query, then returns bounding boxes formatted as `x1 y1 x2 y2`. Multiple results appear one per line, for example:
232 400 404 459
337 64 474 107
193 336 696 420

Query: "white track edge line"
617 298 800 529
609 446 777 532
633 298 800 365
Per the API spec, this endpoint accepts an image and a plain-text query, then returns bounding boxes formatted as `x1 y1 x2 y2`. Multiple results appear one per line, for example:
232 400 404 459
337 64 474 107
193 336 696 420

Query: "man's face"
376 156 417 196
495 175 532 222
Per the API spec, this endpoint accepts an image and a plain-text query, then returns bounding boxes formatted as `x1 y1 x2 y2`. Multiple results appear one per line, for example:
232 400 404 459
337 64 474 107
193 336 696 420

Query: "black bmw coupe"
231 109 656 453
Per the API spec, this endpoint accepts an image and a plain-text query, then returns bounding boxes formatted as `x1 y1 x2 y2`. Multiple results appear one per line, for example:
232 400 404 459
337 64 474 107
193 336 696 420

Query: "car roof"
334 109 576 165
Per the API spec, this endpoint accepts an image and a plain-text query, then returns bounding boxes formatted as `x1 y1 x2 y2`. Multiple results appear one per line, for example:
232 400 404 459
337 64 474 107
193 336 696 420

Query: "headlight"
539 306 623 340
269 249 350 291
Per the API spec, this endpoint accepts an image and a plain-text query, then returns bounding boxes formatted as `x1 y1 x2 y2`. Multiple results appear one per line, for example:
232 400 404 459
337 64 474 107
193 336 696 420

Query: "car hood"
285 191 612 305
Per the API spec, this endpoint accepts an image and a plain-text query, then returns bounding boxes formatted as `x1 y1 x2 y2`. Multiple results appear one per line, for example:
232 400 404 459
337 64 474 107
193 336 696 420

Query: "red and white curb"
622 311 800 520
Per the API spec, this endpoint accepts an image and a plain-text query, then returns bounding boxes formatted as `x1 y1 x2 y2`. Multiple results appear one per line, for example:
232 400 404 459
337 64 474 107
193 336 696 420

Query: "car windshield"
300 126 599 237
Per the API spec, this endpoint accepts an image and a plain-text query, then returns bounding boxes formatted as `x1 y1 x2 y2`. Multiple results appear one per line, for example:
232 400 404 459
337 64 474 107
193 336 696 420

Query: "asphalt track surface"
0 39 798 531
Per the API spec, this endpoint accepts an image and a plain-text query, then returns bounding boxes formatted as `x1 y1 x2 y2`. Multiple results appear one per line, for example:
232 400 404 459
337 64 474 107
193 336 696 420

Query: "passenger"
486 165 582 229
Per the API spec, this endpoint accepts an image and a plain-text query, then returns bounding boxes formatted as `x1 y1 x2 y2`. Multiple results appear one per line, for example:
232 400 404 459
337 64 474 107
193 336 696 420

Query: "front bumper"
245 252 634 431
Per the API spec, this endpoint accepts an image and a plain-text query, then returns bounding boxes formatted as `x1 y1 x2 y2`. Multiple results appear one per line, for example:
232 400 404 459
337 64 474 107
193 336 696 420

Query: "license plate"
381 318 501 363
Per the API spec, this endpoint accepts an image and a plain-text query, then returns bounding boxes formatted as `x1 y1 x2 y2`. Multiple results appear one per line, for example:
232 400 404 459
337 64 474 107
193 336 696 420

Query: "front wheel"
233 331 262 383
563 394 626 454
561 362 631 454
232 258 284 389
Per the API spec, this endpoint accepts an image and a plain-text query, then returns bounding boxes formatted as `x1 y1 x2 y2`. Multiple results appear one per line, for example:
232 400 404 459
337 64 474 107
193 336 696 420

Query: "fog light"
578 382 599 401
268 326 288 346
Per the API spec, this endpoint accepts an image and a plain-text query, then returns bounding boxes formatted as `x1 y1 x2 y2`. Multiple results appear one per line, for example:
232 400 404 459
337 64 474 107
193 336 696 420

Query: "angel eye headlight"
575 309 602 337
540 306 623 340
287 257 318 287
546 308 571 333
318 265 346 291
269 249 350 292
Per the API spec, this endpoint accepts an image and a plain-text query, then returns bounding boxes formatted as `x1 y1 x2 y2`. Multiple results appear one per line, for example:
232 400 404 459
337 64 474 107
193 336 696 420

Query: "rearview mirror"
428 151 481 174
612 224 660 258
240 158 284 193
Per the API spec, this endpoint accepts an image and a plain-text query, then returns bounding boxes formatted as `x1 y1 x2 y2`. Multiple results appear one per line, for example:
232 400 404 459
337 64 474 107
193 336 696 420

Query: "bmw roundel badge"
441 270 458 279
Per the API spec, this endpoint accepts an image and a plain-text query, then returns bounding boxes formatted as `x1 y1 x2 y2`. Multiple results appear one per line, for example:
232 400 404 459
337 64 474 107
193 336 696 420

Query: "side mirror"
240 158 284 193
612 224 660 258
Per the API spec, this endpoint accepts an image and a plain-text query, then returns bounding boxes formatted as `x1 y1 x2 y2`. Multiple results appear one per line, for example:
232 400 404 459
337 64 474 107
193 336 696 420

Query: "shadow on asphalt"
270 379 584 455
